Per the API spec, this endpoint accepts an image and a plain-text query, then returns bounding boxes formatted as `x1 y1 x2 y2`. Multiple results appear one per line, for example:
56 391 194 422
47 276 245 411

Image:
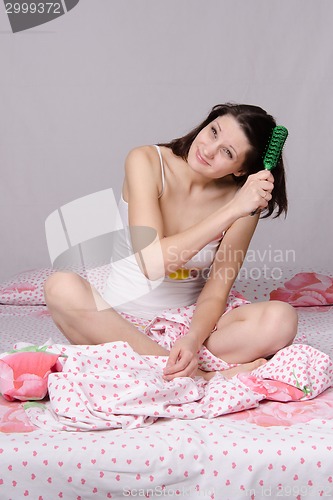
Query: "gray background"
0 0 332 281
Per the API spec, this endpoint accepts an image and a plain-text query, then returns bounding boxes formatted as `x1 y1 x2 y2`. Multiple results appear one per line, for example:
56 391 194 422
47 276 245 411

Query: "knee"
264 300 298 348
43 271 80 307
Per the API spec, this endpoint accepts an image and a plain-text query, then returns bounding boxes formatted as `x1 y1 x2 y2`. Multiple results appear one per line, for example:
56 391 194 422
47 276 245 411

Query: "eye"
211 126 218 138
222 147 233 159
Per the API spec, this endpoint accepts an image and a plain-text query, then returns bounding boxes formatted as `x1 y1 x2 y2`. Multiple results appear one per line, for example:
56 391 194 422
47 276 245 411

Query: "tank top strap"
153 145 165 198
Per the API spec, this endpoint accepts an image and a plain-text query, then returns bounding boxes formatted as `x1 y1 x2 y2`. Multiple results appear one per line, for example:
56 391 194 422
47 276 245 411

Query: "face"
188 114 251 179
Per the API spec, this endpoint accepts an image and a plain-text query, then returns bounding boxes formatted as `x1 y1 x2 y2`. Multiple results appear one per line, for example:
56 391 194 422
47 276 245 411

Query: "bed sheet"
1 273 333 499
1 395 333 500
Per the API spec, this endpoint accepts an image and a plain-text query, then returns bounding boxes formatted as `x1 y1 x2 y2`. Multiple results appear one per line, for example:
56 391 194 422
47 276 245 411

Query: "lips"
196 149 210 166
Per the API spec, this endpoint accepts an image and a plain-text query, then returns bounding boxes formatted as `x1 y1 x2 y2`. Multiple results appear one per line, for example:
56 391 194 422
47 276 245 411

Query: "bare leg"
204 300 298 364
44 272 170 356
44 272 268 381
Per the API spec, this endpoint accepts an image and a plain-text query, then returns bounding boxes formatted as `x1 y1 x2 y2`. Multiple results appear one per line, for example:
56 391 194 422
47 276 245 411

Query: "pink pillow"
0 350 62 401
0 268 54 305
0 266 111 306
270 272 333 307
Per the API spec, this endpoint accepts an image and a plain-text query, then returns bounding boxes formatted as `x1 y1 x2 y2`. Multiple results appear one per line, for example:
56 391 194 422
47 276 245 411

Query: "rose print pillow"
0 347 62 402
270 272 333 307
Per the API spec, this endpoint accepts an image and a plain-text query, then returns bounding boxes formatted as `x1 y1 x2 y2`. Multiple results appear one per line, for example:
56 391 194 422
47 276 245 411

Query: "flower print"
0 398 36 432
0 351 61 402
239 373 304 402
231 388 333 426
270 272 333 306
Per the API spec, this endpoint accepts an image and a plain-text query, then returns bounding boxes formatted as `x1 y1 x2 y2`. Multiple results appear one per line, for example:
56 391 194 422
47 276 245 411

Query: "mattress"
1 267 333 499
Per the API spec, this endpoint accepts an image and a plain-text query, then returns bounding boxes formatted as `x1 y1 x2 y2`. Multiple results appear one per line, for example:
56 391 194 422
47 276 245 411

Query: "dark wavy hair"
159 103 288 218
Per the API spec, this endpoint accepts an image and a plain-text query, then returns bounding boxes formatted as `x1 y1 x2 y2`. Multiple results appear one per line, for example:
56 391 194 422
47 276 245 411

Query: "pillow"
0 268 53 305
0 347 62 401
269 272 333 307
0 265 111 306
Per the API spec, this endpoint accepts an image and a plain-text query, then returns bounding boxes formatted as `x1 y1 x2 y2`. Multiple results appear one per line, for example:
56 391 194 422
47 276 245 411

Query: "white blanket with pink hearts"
23 342 333 431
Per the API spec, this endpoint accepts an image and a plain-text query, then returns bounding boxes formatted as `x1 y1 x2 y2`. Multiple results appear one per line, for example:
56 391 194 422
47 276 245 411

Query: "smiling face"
187 114 251 179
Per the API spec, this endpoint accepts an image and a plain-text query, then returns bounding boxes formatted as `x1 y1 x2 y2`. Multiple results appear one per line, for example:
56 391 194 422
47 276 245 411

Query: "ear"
233 168 246 177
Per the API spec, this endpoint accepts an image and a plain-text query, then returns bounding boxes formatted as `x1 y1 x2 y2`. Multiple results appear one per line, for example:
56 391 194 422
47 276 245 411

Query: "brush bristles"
263 125 288 171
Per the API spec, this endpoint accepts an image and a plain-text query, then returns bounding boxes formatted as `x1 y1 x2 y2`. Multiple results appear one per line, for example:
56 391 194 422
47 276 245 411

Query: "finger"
164 354 196 377
260 188 272 200
163 359 198 380
258 195 269 209
260 179 274 191
188 365 199 379
164 354 184 374
247 177 273 196
165 352 192 375
256 169 274 181
164 347 181 370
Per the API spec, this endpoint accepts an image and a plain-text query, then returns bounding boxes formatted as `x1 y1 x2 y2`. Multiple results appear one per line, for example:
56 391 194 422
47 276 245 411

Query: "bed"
1 266 333 500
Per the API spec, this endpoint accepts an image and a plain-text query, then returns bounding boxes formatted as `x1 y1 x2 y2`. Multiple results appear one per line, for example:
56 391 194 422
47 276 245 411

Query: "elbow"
143 272 165 281
134 244 166 281
135 256 166 281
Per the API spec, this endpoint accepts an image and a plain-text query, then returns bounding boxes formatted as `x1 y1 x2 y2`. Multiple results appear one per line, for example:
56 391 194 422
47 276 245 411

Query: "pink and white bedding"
1 267 333 499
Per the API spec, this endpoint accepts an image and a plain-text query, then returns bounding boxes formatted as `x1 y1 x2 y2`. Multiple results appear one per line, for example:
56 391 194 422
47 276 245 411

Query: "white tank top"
102 146 223 319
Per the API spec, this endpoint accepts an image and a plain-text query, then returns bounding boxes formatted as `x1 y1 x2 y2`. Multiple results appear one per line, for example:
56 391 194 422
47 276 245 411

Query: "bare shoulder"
125 145 164 174
123 145 163 200
125 145 157 163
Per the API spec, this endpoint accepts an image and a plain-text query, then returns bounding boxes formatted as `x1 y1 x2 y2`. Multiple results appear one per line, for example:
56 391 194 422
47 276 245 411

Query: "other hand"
163 335 199 381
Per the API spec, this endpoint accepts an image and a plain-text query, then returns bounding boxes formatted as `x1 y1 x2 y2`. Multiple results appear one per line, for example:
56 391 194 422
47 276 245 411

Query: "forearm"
137 201 239 280
186 296 228 349
185 231 254 348
130 170 273 280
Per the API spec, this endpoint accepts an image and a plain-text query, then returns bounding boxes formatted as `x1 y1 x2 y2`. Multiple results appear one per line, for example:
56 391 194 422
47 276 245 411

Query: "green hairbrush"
263 125 288 171
250 125 288 215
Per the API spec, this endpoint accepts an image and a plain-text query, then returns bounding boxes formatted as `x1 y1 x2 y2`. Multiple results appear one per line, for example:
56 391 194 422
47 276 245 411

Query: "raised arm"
123 146 272 280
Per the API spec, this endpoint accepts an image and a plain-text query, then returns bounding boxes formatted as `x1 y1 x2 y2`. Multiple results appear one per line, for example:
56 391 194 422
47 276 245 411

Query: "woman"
44 103 298 381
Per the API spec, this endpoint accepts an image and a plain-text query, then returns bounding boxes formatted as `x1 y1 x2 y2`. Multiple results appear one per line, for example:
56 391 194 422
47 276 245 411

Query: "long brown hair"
159 103 288 218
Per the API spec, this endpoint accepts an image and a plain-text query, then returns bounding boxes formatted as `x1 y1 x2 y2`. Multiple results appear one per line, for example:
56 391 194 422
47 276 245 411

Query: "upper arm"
123 147 165 240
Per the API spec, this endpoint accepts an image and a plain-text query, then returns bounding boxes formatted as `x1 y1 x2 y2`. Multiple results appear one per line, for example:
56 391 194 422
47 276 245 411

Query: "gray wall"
1 0 332 281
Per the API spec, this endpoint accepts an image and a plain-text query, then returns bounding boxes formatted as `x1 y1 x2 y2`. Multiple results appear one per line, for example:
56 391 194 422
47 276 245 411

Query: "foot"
200 358 267 381
220 358 267 379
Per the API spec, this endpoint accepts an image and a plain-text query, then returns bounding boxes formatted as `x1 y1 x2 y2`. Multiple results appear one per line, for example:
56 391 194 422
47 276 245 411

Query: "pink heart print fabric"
15 341 333 432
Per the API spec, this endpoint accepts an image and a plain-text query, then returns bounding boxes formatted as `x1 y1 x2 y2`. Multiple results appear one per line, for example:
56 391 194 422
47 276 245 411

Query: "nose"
203 143 216 159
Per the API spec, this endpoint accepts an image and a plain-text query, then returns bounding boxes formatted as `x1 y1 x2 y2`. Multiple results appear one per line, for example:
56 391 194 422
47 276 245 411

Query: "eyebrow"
215 121 238 159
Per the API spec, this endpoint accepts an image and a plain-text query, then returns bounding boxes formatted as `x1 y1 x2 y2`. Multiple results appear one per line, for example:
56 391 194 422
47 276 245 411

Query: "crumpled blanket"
23 342 333 431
